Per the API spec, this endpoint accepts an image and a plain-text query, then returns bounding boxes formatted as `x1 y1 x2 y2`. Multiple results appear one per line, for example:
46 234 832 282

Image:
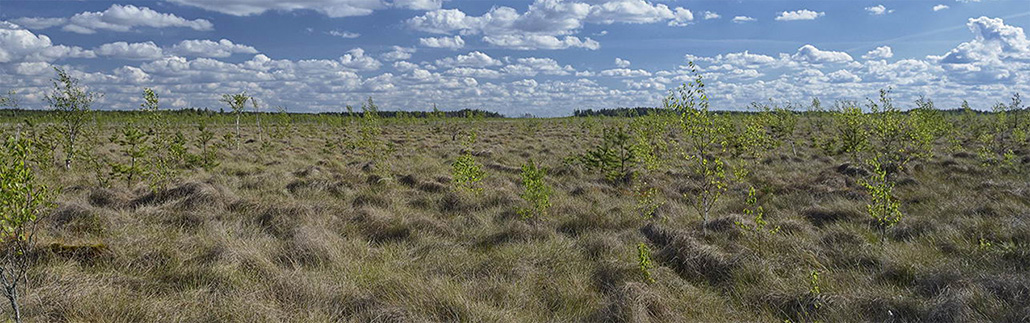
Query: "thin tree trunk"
236 115 241 150
64 133 73 170
8 285 20 323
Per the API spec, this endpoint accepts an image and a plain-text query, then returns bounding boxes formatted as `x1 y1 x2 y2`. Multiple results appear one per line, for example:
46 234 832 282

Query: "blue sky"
1 0 1028 116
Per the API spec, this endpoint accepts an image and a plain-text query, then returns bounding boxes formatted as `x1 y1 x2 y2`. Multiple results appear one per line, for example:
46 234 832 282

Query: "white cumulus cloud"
482 35 600 50
436 51 503 68
166 0 399 18
420 35 465 49
381 46 416 61
406 1 697 49
792 44 854 64
865 5 894 15
615 57 630 67
0 22 95 63
732 16 756 23
95 41 165 60
775 9 824 21
169 39 259 58
329 30 361 38
935 16 1030 84
862 46 894 60
52 4 213 34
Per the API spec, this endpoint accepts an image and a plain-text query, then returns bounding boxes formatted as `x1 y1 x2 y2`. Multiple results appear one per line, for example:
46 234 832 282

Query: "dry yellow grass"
3 115 1029 322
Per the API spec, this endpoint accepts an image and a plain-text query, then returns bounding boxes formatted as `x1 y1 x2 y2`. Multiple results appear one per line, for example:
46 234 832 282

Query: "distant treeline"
572 107 986 117
0 107 504 119
573 107 663 117
317 108 504 119
573 107 771 117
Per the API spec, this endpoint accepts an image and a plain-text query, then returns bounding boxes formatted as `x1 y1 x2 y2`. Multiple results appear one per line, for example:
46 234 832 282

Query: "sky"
0 0 1028 116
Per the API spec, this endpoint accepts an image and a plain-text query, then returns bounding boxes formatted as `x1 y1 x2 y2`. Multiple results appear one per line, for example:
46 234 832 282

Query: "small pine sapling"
452 131 485 194
517 159 552 219
108 122 148 189
356 97 390 174
575 125 637 184
764 103 799 156
196 122 219 170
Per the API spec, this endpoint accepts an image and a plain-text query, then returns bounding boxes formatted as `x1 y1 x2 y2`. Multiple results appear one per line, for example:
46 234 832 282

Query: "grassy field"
2 92 1030 322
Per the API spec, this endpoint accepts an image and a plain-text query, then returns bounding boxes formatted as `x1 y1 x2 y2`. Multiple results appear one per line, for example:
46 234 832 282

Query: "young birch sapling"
0 137 55 323
637 243 656 284
44 67 99 170
669 62 730 233
220 92 250 150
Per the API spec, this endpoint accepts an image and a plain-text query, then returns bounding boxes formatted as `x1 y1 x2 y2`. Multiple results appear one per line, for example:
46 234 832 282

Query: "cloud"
392 0 443 11
933 4 950 11
600 68 651 77
329 30 361 38
935 16 1030 84
827 69 861 83
168 39 259 58
624 79 665 90
420 35 465 49
685 51 778 69
501 57 575 76
95 41 165 60
587 0 687 24
405 8 475 34
444 67 503 78
166 0 400 18
668 8 694 26
3 6 1028 118
864 5 894 15
435 51 502 68
792 44 854 64
381 46 416 61
10 17 66 29
862 46 894 60
392 61 419 72
615 57 630 68
0 21 95 63
482 35 600 50
50 4 213 34
775 9 824 21
338 48 382 71
703 11 720 20
732 16 756 23
407 0 696 48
